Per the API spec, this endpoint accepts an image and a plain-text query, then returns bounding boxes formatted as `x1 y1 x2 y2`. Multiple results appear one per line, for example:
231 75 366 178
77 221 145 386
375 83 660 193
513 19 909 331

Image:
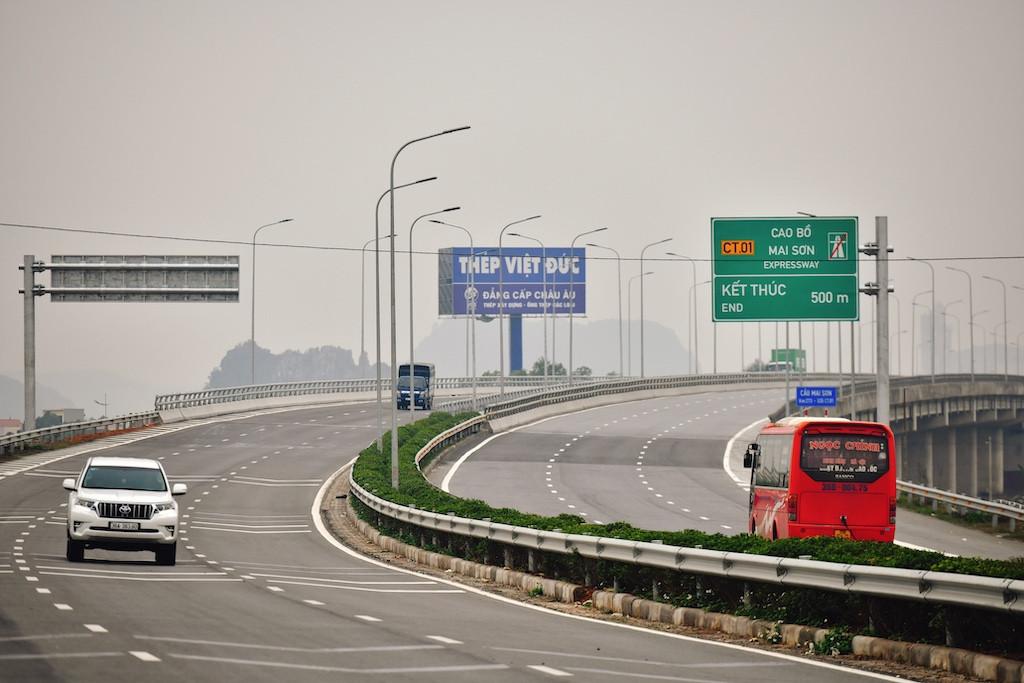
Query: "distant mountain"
205 341 390 388
414 317 693 377
0 374 76 423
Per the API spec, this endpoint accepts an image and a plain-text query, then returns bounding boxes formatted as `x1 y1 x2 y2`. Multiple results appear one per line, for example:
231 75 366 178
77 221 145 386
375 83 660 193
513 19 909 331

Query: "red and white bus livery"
743 417 896 542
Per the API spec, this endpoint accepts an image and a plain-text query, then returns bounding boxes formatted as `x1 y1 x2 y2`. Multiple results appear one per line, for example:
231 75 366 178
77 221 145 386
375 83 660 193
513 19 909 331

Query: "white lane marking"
167 653 507 674
425 635 462 645
130 651 161 662
36 588 50 594
251 572 433 586
302 599 326 606
529 664 573 677
134 635 443 653
186 521 309 529
189 526 311 535
84 624 107 633
0 652 122 661
267 579 460 594
354 614 381 622
228 480 320 488
54 603 73 610
267 586 284 592
895 539 952 556
722 417 768 489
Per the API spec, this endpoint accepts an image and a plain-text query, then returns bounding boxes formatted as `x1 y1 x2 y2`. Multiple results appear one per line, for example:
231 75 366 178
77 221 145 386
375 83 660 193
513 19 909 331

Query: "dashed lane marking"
528 664 573 677
129 651 161 662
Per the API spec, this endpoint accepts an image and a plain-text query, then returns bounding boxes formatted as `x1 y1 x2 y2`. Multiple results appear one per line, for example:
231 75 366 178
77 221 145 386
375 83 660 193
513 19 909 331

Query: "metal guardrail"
899 481 1024 531
0 412 161 457
350 476 1022 613
154 375 606 411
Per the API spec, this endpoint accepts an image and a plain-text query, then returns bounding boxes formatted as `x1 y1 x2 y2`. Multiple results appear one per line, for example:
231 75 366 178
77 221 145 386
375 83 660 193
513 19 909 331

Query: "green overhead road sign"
711 217 859 322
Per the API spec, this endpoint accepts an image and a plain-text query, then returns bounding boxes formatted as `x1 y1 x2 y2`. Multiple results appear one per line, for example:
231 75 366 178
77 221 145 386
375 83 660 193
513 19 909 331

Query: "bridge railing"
899 480 1024 531
0 411 161 457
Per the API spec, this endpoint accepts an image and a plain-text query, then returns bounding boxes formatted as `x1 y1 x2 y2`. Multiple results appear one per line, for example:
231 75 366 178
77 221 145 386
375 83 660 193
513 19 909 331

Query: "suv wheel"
155 543 177 566
66 538 84 562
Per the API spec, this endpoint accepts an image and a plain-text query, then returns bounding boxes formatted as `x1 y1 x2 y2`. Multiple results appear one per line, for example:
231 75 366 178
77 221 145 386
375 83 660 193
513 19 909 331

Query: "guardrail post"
503 547 513 569
527 549 537 573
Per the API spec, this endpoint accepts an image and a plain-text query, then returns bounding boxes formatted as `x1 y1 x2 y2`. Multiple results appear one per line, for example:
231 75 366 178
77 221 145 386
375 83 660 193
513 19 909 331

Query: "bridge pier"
968 427 979 498
994 428 1005 497
922 430 934 488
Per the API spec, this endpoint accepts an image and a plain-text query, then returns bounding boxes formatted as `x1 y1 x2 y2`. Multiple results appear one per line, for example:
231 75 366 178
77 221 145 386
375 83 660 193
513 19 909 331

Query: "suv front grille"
97 502 152 520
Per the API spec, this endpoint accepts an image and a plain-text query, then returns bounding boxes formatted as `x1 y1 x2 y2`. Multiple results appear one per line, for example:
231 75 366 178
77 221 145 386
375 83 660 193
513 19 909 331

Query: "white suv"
63 456 187 565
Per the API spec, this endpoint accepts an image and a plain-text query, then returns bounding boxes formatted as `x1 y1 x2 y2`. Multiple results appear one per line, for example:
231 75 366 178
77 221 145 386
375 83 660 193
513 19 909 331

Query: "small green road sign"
711 217 859 322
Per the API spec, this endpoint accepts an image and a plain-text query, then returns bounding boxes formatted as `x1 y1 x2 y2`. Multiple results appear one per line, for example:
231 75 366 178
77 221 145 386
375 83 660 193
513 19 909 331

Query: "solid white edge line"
722 417 768 488
312 460 909 682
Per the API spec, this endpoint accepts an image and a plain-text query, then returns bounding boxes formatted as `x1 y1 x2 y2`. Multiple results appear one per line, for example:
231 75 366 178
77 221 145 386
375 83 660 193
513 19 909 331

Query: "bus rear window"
800 433 890 483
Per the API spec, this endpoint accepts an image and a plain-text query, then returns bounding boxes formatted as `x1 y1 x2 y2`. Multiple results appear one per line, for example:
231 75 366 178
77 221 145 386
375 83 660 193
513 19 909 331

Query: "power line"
3 221 1023 264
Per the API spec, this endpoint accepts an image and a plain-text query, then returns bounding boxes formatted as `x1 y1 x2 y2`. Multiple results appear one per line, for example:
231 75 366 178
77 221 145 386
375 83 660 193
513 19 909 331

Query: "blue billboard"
449 247 586 316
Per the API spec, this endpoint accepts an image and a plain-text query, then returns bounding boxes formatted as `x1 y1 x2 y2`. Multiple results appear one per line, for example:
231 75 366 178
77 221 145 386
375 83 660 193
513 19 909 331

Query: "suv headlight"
152 502 176 513
75 497 100 512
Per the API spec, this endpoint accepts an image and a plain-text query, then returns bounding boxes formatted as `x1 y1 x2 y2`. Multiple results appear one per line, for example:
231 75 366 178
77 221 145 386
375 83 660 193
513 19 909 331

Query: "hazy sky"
2 1 1022 416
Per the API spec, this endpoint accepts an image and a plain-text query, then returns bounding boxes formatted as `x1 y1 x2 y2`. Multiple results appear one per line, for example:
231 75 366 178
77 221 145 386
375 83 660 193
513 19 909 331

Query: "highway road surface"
0 401 913 682
437 388 1024 559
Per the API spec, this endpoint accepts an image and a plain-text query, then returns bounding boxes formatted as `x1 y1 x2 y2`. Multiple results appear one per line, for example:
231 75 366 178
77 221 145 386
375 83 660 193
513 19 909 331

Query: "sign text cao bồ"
711 217 859 322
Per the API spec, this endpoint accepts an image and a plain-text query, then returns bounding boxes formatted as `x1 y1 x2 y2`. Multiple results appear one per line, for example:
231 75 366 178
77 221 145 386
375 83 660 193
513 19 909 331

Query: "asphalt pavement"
0 400 908 682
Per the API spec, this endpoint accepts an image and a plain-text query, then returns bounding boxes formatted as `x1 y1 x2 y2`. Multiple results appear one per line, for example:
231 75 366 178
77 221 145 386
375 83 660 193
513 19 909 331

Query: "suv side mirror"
172 483 188 496
62 478 77 492
743 443 760 469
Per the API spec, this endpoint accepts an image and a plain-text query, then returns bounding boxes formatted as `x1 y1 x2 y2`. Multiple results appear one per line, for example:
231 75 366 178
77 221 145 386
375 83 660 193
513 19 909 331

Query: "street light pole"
666 252 698 373
907 257 936 382
639 238 672 378
360 233 396 378
911 290 932 377
250 218 293 386
946 266 975 382
373 176 437 452
509 232 550 385
945 310 962 373
388 126 470 489
497 215 541 394
408 207 460 422
587 243 623 377
982 275 1008 380
568 228 607 384
627 272 654 376
429 220 482 410
689 279 711 375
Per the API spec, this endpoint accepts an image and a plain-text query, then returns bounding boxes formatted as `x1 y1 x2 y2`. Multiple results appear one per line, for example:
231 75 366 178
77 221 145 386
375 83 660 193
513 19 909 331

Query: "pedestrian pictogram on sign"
828 232 848 260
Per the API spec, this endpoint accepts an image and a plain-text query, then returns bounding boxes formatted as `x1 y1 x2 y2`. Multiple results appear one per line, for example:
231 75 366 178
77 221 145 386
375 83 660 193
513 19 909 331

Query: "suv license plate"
110 521 140 531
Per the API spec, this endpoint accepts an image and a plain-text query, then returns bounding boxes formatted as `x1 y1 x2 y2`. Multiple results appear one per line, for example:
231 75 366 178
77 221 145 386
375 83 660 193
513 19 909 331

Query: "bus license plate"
110 521 139 531
833 530 852 539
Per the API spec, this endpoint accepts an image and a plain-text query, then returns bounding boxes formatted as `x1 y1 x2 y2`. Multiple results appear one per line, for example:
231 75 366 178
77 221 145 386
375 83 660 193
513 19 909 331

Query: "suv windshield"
800 432 890 483
82 466 167 492
397 377 426 389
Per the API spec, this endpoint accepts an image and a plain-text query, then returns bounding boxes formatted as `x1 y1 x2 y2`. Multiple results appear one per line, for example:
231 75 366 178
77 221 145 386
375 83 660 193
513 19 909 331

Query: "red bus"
742 417 896 542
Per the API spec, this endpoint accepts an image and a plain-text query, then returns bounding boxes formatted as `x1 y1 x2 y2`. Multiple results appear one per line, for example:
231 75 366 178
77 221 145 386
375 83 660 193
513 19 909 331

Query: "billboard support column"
510 315 523 373
875 217 891 426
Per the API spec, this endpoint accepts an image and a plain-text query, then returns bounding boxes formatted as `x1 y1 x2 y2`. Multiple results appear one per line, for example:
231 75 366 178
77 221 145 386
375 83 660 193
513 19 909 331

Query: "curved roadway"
439 388 1024 559
0 401 911 682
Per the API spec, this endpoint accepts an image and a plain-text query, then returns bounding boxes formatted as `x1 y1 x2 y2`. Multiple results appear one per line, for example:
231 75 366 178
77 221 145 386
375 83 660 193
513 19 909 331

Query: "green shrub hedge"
353 412 1024 580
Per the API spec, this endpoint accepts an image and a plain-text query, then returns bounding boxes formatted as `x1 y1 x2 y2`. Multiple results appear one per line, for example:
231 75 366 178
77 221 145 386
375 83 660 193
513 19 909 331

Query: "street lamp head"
442 206 460 213
413 176 438 185
278 218 294 224
442 125 471 134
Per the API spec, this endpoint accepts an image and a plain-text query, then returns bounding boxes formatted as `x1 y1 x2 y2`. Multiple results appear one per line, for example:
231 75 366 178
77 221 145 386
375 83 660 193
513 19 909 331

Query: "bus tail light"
889 497 897 524
788 495 798 521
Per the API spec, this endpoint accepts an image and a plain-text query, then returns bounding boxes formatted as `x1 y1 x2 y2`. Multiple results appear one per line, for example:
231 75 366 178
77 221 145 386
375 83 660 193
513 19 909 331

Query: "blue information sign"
795 386 838 408
449 247 586 316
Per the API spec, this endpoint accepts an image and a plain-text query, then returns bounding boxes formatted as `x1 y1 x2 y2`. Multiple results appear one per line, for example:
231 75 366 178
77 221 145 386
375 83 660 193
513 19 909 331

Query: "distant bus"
743 417 896 542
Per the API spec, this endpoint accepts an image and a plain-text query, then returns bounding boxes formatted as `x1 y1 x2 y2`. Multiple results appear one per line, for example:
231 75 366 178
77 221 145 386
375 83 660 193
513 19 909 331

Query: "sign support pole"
22 255 36 431
875 217 891 425
850 321 857 420
784 322 791 416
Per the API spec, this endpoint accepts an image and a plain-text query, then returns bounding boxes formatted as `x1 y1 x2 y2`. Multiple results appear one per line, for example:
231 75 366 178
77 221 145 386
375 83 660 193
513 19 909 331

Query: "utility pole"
858 218 894 425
